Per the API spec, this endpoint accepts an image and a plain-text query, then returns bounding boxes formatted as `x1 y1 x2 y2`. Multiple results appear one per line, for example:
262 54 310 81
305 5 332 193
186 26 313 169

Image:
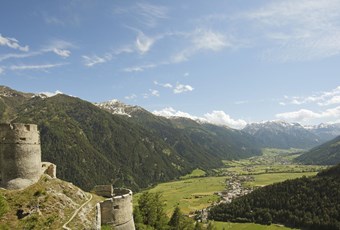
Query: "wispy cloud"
280 86 340 106
276 106 340 122
242 0 340 61
123 63 156 72
10 63 68 71
136 32 155 54
0 67 4 75
150 89 160 97
42 39 74 58
154 81 173 88
0 34 29 52
172 29 230 63
82 54 112 67
124 94 137 100
153 107 247 129
173 83 194 94
135 3 168 28
204 110 247 128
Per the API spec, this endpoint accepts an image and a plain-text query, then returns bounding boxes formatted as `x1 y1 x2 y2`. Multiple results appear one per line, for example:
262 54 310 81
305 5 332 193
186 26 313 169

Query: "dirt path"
63 193 93 230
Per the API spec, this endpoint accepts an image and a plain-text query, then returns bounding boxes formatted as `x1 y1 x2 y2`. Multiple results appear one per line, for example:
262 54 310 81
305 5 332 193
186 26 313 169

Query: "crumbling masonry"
0 123 56 190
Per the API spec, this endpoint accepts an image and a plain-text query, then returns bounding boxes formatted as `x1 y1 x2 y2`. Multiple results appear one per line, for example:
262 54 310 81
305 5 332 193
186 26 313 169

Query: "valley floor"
134 148 329 230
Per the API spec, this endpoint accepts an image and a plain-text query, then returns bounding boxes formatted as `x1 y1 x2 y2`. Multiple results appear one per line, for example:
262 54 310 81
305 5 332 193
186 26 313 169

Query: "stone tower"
95 186 135 230
0 123 42 189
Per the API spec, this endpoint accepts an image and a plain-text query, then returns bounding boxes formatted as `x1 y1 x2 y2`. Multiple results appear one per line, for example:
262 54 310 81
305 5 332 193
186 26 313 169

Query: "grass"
134 176 227 216
180 168 206 179
245 172 317 187
214 221 298 230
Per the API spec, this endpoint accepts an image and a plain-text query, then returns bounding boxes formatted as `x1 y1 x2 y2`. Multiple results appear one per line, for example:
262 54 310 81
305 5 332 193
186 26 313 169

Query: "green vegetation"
1 86 261 191
0 175 98 229
214 222 297 230
180 168 207 179
219 148 328 177
134 192 219 230
209 164 340 229
135 176 226 215
296 135 340 165
0 195 9 218
245 172 317 187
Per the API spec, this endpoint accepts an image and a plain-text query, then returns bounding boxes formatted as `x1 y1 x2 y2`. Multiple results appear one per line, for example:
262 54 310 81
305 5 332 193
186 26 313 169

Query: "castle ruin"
0 123 56 190
94 185 135 230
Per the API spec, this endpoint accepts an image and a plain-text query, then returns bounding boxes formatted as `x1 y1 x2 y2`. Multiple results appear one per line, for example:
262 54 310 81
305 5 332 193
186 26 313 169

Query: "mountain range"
0 86 259 191
1 85 340 191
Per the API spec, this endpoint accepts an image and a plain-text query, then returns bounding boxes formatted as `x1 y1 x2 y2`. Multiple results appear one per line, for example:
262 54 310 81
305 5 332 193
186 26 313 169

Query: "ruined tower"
94 186 135 230
0 123 42 189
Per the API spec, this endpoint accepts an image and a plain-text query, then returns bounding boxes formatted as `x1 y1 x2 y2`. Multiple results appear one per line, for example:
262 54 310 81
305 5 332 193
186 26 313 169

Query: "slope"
296 135 340 165
0 175 100 229
209 164 340 230
12 94 191 191
243 121 322 149
97 101 261 167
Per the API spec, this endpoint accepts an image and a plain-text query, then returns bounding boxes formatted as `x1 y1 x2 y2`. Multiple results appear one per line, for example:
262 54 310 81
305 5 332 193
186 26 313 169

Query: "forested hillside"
296 135 340 165
209 164 340 230
0 86 260 191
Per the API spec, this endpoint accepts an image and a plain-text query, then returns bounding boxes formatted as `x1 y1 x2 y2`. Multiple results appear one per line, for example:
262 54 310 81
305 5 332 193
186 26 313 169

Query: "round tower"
0 123 42 189
100 188 135 230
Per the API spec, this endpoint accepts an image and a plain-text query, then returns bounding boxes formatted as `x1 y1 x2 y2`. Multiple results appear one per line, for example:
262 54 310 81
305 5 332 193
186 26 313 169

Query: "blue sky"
1 0 340 128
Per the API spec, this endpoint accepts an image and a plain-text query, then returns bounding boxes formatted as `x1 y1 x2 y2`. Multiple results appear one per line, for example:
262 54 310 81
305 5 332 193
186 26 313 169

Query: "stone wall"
0 123 42 189
96 187 135 230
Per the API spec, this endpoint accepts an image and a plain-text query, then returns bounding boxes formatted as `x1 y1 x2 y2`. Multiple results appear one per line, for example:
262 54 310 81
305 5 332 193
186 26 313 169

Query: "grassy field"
214 221 298 230
134 176 227 216
245 172 317 187
180 168 206 179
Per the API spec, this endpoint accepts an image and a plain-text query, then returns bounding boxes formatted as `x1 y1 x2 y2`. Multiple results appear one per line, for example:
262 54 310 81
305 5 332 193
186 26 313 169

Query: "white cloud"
153 107 200 120
276 106 340 122
136 32 154 54
153 107 247 129
154 81 173 88
123 64 156 72
193 29 228 51
43 39 73 58
82 54 112 67
281 86 340 106
136 3 168 27
10 63 67 71
0 51 41 62
173 83 194 94
184 72 189 77
52 48 71 57
203 110 247 129
243 0 340 61
172 29 230 63
0 34 29 52
0 67 4 75
150 89 160 97
125 94 137 100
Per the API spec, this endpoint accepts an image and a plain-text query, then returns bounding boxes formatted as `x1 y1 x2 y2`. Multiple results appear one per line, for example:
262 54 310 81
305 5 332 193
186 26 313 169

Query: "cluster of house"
217 174 254 204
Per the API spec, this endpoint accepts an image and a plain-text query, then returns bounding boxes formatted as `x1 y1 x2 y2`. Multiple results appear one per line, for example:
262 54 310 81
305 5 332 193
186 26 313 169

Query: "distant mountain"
296 135 340 165
209 164 340 229
242 121 340 149
0 86 260 191
96 100 261 168
242 121 322 149
308 123 340 142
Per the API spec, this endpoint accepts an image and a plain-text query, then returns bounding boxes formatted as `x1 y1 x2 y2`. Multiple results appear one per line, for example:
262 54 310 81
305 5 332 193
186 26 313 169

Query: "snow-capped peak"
95 99 143 117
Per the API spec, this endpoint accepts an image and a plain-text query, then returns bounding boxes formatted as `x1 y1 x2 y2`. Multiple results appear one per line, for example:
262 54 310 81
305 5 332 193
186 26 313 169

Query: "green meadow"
214 221 298 230
134 176 227 215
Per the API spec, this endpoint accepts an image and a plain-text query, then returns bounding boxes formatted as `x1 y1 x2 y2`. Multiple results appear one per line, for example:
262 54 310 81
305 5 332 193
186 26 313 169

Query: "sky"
1 0 340 129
